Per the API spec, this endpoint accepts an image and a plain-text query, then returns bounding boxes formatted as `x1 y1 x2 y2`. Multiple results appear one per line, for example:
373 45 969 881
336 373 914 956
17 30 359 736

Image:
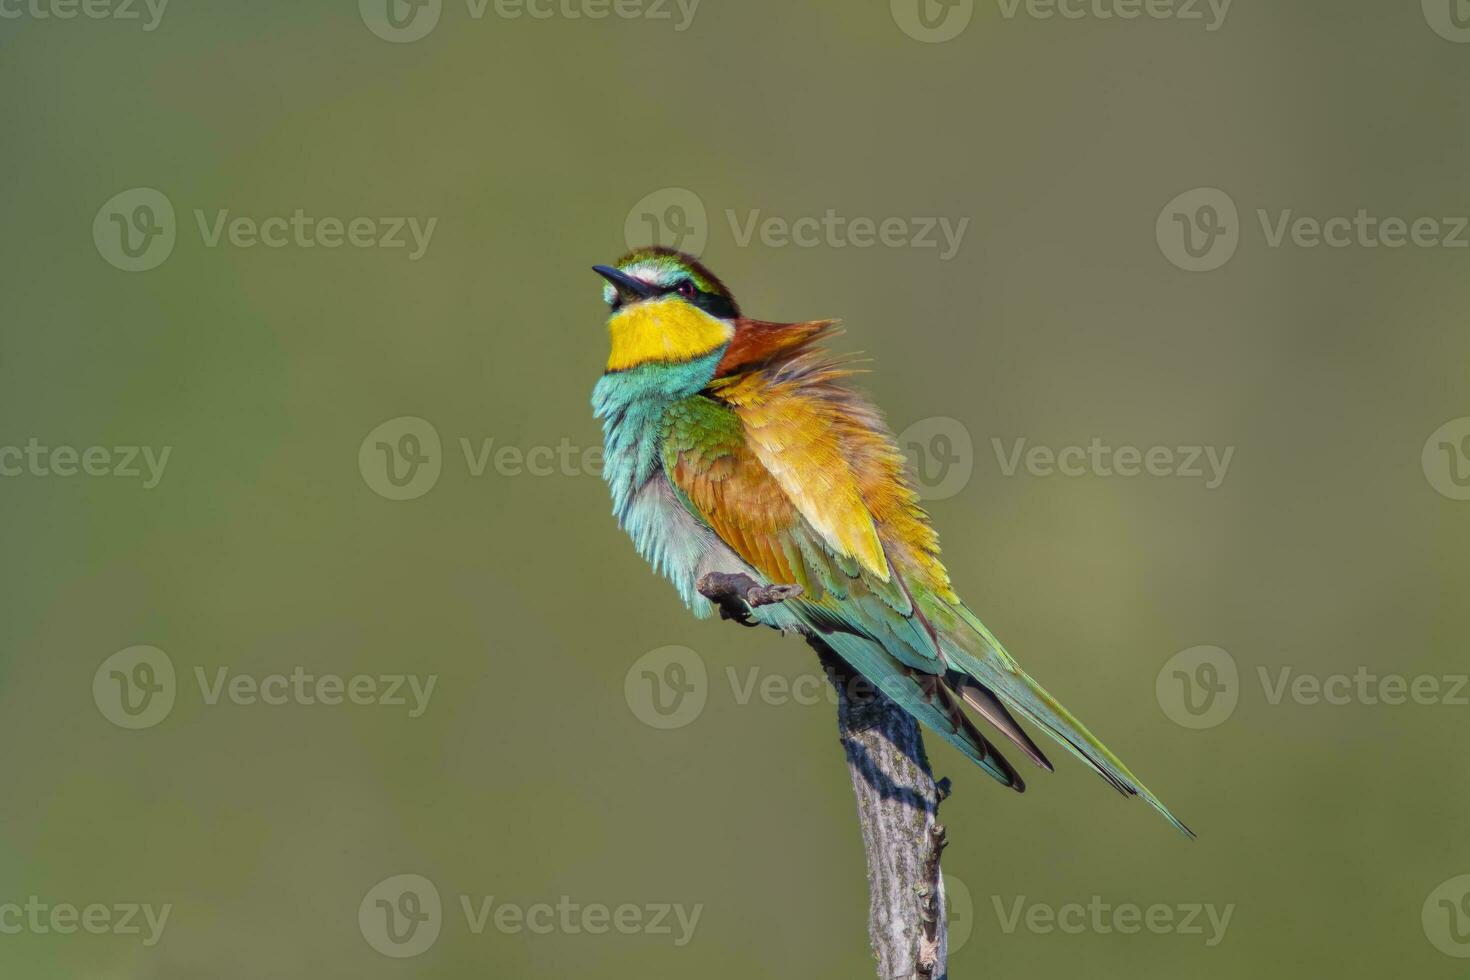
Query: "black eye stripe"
694 292 738 320
605 276 736 319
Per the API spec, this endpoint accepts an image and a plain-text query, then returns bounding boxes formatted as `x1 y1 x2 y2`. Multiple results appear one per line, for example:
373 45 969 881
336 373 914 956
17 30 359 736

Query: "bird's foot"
696 572 803 627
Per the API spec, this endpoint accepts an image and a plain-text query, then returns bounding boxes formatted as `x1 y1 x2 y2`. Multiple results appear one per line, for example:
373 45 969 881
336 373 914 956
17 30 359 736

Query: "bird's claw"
697 573 803 627
718 602 761 627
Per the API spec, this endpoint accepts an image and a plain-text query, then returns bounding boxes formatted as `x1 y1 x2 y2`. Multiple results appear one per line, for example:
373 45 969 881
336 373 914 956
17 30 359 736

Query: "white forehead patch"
621 259 682 288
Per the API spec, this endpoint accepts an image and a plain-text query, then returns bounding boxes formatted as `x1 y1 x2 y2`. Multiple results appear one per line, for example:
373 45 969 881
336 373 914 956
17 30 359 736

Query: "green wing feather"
661 367 1194 837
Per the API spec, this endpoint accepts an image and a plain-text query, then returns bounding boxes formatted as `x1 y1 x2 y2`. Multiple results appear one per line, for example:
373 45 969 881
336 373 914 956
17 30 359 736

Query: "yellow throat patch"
605 296 734 372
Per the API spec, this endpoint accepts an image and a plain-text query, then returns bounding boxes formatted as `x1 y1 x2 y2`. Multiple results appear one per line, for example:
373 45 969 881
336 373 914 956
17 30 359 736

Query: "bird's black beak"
593 265 658 303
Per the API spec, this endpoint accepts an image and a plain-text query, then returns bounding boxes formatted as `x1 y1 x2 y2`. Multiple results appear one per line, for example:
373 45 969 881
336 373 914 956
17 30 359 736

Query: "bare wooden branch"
695 572 952 979
811 640 951 980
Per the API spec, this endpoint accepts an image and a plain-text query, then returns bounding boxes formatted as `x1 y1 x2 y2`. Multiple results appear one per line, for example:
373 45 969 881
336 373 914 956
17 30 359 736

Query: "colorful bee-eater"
592 247 1192 837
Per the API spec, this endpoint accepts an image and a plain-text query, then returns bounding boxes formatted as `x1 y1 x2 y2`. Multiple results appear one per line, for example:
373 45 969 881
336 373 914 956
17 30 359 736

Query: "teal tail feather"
814 630 1026 793
940 603 1196 839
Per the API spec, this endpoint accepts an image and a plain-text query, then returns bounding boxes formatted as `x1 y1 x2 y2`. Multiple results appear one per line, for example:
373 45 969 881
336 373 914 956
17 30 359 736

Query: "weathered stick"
697 573 951 980
810 640 951 979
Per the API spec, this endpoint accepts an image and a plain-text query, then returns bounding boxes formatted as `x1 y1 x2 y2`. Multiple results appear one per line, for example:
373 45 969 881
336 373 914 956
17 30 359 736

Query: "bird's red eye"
677 279 697 299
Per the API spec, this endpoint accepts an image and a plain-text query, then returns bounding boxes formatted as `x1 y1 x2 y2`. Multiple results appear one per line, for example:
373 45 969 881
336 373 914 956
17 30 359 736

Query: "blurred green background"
3 1 1469 976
